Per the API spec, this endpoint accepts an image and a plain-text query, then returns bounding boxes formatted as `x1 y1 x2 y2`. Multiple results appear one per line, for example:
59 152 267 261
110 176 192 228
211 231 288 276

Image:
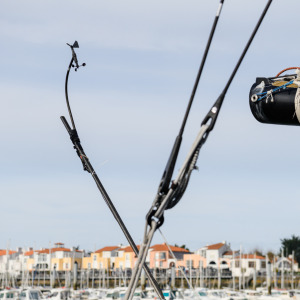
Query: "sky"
1 0 300 255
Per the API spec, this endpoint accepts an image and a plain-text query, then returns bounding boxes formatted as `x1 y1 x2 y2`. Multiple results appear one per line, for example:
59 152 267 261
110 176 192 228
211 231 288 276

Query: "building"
50 244 82 272
83 246 120 271
115 246 139 270
0 241 298 282
195 241 232 270
231 254 266 277
274 255 298 272
149 243 190 269
0 249 18 276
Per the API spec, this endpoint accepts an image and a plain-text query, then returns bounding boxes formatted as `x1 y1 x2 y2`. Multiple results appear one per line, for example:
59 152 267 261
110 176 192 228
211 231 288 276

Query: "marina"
1 286 300 300
0 242 299 299
2 0 300 300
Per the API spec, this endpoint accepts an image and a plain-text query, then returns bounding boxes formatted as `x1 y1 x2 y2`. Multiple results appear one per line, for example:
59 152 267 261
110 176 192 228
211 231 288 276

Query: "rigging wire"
158 229 195 291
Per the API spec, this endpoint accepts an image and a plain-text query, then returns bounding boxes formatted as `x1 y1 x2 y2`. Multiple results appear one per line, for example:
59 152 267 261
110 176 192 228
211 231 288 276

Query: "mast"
281 248 284 289
61 41 164 300
125 2 273 299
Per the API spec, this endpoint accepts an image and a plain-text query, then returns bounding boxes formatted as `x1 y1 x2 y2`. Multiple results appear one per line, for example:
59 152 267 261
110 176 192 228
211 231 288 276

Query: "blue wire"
256 80 294 102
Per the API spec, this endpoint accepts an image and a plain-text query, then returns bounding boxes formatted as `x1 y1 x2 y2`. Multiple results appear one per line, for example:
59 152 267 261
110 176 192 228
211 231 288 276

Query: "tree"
174 244 190 251
267 251 275 262
280 234 300 263
250 248 263 257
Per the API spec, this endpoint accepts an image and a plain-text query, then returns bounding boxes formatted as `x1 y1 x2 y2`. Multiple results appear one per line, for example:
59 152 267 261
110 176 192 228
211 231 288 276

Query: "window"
235 261 240 268
248 261 256 268
186 260 194 268
88 263 91 269
29 291 40 300
261 261 266 268
278 261 291 268
20 293 26 299
284 261 291 268
93 255 97 261
65 263 69 269
38 254 47 262
200 250 206 258
60 291 70 299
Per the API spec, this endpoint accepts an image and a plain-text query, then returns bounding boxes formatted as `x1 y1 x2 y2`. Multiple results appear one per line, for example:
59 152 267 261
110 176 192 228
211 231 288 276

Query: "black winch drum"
249 76 300 126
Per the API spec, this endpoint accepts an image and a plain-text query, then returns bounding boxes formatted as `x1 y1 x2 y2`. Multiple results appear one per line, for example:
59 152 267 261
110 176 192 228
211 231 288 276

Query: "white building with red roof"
274 255 298 272
195 241 232 270
0 249 19 275
231 254 267 277
21 243 84 272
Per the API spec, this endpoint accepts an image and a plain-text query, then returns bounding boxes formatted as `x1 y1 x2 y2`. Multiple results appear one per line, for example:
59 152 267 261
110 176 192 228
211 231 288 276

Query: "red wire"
276 67 300 77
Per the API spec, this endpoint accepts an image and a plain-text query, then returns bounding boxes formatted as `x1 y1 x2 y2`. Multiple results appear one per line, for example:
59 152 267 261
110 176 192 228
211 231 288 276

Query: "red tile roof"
235 254 265 260
207 242 225 250
150 243 189 253
50 247 70 253
24 250 34 256
0 250 16 256
123 246 140 253
95 246 119 253
36 249 50 254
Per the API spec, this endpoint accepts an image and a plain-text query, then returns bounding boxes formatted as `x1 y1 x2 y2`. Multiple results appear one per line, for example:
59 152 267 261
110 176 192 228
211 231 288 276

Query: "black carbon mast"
158 0 225 201
125 1 273 299
60 41 164 300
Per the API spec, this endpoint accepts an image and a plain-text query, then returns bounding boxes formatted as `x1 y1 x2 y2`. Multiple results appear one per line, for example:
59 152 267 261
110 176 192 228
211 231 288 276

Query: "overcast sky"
1 0 300 254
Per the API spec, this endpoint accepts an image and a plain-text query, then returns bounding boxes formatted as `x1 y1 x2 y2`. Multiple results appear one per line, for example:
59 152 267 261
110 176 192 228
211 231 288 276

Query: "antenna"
60 42 164 300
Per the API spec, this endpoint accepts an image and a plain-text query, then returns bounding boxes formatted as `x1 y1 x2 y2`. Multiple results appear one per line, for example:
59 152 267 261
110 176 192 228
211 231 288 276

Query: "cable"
276 67 300 77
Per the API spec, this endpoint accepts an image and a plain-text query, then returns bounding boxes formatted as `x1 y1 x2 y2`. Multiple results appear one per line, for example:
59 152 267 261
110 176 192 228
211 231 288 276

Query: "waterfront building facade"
0 241 298 283
149 243 190 269
231 254 266 277
83 246 119 270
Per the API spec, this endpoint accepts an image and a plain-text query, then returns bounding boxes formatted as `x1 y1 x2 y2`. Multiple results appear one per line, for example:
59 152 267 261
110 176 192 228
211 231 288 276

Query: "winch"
249 67 300 126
